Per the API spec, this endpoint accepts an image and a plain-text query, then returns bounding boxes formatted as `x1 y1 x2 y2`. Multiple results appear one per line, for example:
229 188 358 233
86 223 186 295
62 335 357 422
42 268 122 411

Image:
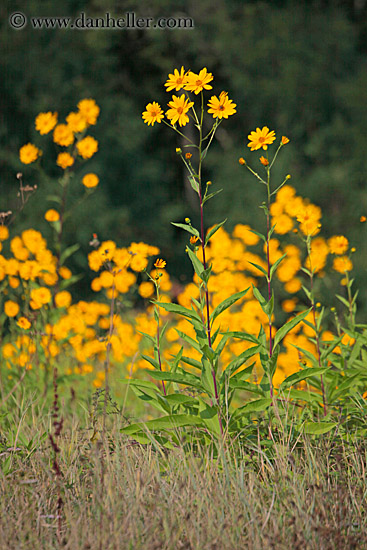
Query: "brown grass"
1 398 366 550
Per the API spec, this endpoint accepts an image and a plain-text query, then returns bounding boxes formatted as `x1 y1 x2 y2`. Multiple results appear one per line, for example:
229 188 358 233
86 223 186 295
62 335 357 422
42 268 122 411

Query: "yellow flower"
238 157 246 165
282 299 297 313
55 291 72 308
4 300 19 317
138 281 155 298
272 214 293 235
0 226 9 241
281 136 290 145
154 258 166 269
184 68 213 94
259 156 269 166
207 92 237 119
35 112 58 135
76 136 98 159
333 256 353 273
66 111 88 133
360 215 366 223
296 204 322 236
53 124 74 146
247 127 276 151
56 152 74 170
190 236 199 245
17 317 31 330
45 209 60 222
30 287 52 309
166 94 194 127
328 236 349 255
77 99 100 125
164 67 187 92
59 266 72 279
19 143 42 164
142 102 164 126
82 173 99 188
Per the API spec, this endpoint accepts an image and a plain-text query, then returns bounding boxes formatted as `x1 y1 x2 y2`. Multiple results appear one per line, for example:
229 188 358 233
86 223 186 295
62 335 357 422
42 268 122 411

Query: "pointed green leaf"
273 309 312 349
171 222 200 238
205 219 227 246
302 422 337 435
210 288 250 324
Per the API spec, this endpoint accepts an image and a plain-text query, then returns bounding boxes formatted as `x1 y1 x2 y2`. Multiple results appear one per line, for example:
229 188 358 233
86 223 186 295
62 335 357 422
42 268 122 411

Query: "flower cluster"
142 67 236 127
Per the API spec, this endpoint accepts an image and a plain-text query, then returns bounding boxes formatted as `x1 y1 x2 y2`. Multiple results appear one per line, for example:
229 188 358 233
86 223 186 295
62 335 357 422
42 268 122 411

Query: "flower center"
218 105 225 111
177 107 183 114
195 79 203 86
176 78 183 84
151 110 158 117
259 136 265 143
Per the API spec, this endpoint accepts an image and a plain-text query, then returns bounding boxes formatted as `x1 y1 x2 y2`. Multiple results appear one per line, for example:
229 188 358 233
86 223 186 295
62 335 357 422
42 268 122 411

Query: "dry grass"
1 396 367 550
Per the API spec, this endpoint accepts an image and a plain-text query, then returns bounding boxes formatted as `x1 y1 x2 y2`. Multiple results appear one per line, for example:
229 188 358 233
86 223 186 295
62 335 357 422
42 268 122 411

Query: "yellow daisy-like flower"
76 136 98 159
142 102 164 126
30 287 52 310
77 99 100 125
184 68 213 94
259 156 269 166
328 236 349 255
247 127 276 151
35 112 58 135
333 256 353 273
166 94 194 127
296 205 322 236
281 136 290 145
55 290 72 308
59 266 72 279
66 111 88 133
164 66 187 92
154 258 166 269
17 317 31 330
207 91 237 119
0 225 9 241
56 152 74 170
19 143 42 165
138 281 155 298
45 209 60 222
4 300 19 317
82 173 99 188
53 124 74 146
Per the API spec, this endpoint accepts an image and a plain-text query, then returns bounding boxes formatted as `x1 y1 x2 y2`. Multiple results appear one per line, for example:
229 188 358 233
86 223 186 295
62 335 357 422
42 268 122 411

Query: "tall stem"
155 285 167 396
307 238 327 416
197 93 223 436
266 172 274 399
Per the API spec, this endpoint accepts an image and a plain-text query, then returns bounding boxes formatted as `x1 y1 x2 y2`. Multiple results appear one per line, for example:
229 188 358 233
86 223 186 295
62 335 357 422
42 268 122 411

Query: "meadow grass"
1 392 367 550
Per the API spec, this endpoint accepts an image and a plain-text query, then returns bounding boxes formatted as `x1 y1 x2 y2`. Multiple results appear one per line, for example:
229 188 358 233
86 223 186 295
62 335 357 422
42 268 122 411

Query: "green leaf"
205 219 227 246
171 222 200 239
141 354 160 370
175 330 202 353
233 398 272 417
59 243 80 265
181 356 202 370
186 246 205 280
153 301 201 321
336 294 350 308
279 367 330 390
210 288 250 324
201 358 215 397
121 414 204 435
223 331 260 345
148 370 203 391
252 285 273 316
269 253 287 280
188 175 199 193
202 189 223 205
302 422 337 435
273 309 312 349
224 345 262 378
248 261 268 277
249 229 266 243
198 398 221 437
164 394 198 407
286 389 323 403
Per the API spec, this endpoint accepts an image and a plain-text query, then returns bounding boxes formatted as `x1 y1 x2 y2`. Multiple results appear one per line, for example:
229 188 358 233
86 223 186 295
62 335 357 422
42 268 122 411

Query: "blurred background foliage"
1 0 367 306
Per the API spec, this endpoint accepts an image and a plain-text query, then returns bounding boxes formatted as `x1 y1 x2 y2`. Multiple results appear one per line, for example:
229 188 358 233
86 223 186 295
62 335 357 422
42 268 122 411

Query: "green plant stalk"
264 163 274 400
155 282 167 396
197 93 223 436
305 236 327 416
